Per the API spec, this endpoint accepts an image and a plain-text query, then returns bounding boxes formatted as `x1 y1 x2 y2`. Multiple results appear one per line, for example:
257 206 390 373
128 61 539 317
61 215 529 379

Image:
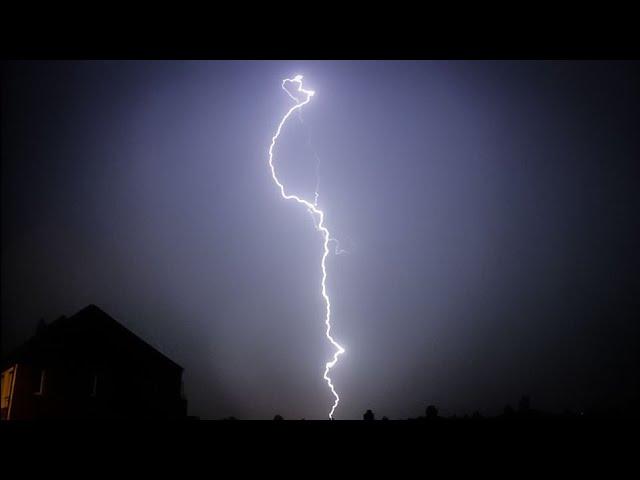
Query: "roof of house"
2 304 183 372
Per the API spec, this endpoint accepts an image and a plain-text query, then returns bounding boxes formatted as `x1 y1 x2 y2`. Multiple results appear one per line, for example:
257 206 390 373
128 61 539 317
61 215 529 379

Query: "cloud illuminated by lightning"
268 75 345 419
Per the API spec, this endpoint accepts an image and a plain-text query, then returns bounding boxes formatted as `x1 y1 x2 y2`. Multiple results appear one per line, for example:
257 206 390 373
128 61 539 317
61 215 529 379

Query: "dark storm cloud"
2 60 639 418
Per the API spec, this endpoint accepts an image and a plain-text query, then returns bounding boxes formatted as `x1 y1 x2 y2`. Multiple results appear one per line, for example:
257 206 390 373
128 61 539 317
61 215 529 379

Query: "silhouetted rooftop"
2 304 183 372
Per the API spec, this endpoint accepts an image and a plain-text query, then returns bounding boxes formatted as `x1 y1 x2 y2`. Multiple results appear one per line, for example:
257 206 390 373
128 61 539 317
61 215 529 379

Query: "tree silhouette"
363 409 375 421
425 405 439 420
503 405 515 417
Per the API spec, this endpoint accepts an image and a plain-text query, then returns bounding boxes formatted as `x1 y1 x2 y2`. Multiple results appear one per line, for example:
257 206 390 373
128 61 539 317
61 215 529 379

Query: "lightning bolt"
268 75 345 419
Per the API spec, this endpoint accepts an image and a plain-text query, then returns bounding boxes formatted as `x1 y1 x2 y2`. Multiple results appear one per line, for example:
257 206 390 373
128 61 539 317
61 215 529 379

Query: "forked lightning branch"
267 75 345 419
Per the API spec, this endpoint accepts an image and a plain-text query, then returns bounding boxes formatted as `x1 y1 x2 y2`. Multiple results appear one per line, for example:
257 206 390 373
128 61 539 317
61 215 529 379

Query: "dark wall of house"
7 360 186 419
3 305 187 419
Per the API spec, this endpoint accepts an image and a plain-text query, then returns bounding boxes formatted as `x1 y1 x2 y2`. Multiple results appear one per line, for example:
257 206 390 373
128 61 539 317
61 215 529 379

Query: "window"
1 369 14 408
1 366 17 420
35 369 46 395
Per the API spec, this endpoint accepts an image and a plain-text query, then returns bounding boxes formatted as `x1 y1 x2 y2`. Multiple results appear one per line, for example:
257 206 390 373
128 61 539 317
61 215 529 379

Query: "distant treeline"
208 395 640 421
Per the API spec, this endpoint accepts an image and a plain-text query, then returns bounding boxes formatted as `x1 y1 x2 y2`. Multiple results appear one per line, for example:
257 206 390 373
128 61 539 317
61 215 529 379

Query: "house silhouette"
1 304 187 419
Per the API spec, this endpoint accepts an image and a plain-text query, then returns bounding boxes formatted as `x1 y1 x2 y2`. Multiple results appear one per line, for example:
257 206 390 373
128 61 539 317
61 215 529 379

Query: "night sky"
2 61 639 419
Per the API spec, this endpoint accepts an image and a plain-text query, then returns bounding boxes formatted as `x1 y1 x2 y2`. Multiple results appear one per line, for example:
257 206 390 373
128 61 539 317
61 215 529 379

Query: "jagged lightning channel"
268 75 345 419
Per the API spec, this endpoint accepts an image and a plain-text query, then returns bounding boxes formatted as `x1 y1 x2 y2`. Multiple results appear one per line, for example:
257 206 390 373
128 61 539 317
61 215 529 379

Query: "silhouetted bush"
518 395 530 413
425 405 439 419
